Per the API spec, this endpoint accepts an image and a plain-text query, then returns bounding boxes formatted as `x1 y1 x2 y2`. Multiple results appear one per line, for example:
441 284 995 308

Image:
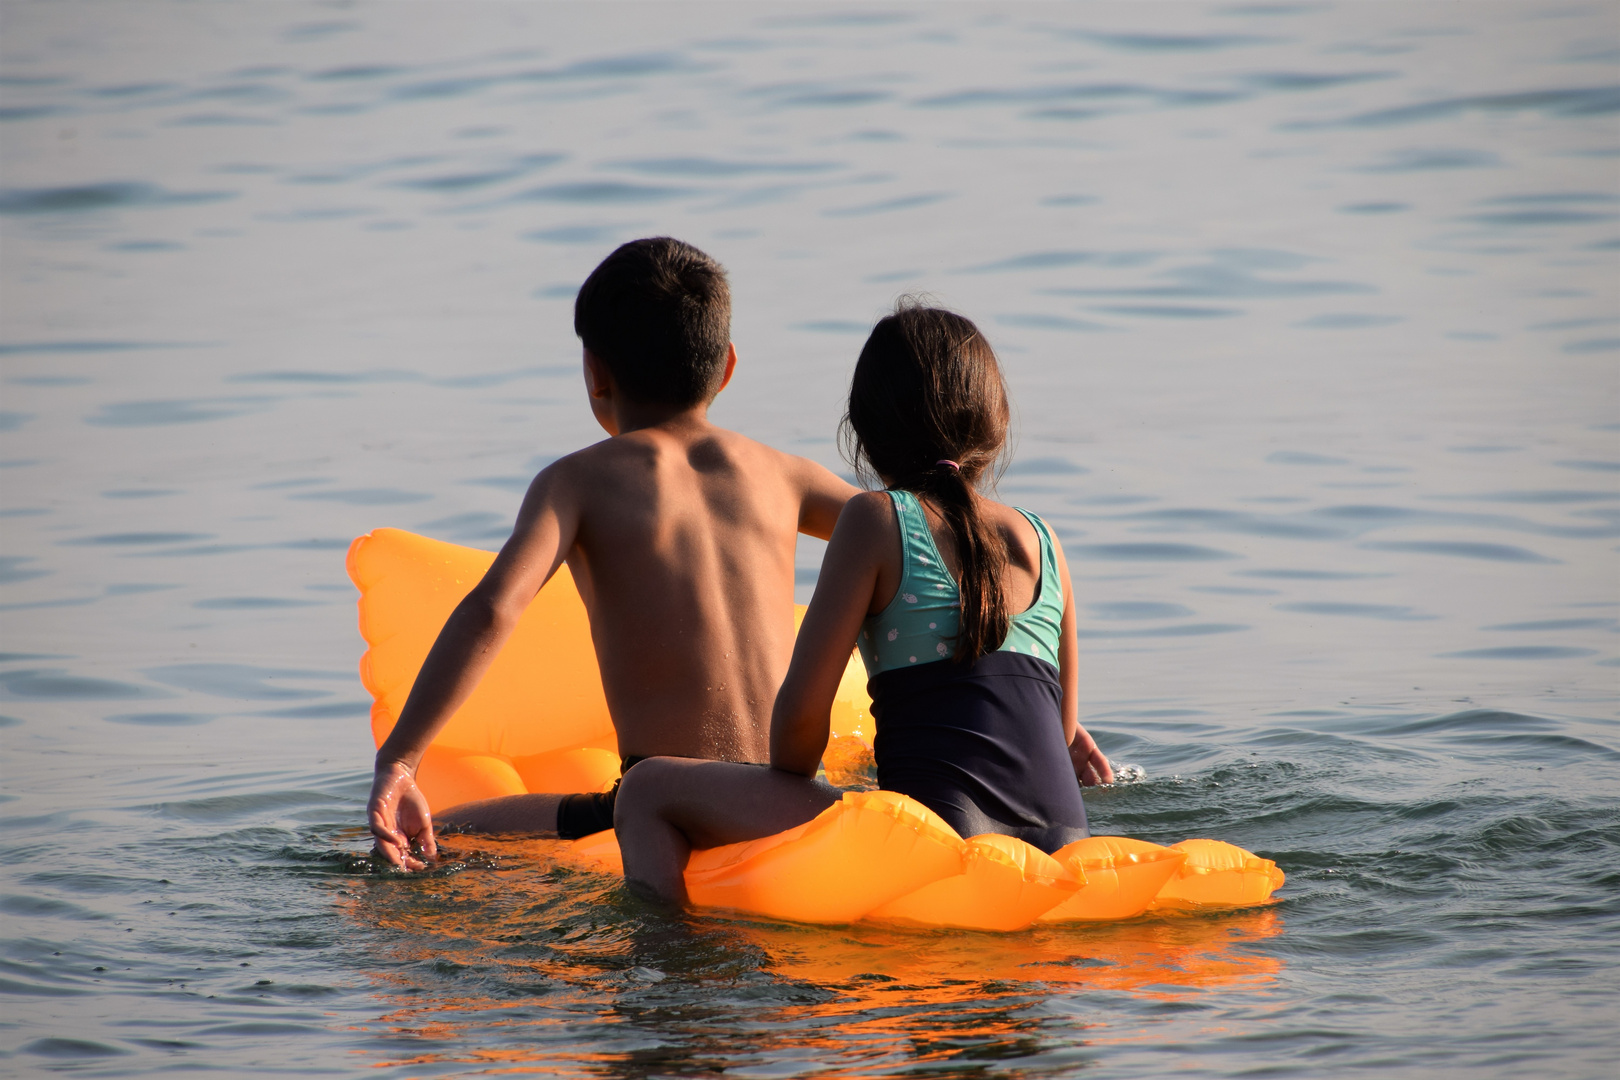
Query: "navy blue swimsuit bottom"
869 650 1089 855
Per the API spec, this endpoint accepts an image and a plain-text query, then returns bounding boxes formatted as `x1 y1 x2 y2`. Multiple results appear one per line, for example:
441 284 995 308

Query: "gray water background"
1 2 1617 1076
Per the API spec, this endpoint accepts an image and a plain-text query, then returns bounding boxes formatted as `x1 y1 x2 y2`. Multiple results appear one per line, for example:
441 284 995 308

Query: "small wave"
0 340 204 355
966 249 1158 272
1093 303 1241 319
106 712 212 726
995 313 1111 332
1367 708 1561 736
86 397 275 427
1358 147 1501 172
1295 312 1403 329
607 156 839 178
1088 601 1194 620
63 531 211 545
18 1037 128 1058
0 668 169 702
1076 622 1248 638
1071 542 1240 561
514 180 690 204
1062 30 1276 52
0 181 235 214
1278 602 1434 621
142 663 349 701
1297 85 1620 129
1439 646 1597 660
193 597 322 610
1360 540 1560 563
154 790 351 822
287 488 431 506
822 192 950 217
1005 456 1088 476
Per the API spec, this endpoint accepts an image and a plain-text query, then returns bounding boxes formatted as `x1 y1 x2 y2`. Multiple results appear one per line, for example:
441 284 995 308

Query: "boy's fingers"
369 810 413 865
373 836 405 869
373 834 428 872
416 820 438 861
368 812 406 849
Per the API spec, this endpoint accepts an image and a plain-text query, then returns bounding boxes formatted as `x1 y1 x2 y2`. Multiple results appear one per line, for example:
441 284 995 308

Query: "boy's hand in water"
368 760 437 870
1069 726 1115 787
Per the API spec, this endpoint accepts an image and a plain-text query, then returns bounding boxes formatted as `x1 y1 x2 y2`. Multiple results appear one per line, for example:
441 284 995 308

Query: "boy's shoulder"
537 425 813 489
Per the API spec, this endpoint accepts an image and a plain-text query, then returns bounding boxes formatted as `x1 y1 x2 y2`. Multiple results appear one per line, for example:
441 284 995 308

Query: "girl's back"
852 486 1088 852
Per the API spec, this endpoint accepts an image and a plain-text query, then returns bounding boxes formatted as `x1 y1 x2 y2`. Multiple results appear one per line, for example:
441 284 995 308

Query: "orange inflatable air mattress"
349 529 1283 928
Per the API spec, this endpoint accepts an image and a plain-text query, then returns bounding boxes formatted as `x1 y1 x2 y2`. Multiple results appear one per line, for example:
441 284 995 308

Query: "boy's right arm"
367 462 583 869
793 456 860 541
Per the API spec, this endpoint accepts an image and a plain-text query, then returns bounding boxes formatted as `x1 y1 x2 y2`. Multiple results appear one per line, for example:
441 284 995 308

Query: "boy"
368 238 857 869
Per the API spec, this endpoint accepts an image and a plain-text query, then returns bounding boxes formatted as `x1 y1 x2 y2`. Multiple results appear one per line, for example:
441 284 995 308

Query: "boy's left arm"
1055 536 1113 787
368 461 584 868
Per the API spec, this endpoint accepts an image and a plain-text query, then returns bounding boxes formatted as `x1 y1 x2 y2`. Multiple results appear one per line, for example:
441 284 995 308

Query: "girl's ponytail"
842 302 1012 664
917 458 1009 664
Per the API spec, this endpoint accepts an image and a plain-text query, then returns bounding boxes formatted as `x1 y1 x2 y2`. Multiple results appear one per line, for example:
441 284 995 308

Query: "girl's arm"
1053 533 1114 786
771 492 894 776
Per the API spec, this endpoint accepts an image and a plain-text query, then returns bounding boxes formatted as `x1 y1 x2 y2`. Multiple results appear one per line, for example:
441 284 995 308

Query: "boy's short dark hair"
573 237 731 406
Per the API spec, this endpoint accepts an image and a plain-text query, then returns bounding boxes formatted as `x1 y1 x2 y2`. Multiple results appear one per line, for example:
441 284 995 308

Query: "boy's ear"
715 342 738 395
583 348 613 399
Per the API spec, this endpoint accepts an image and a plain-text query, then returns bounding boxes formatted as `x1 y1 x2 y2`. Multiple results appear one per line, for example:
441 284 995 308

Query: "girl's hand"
368 760 438 870
1069 725 1114 787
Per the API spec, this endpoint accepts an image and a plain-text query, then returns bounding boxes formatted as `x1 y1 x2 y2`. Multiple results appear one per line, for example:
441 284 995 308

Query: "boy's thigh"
621 757 838 848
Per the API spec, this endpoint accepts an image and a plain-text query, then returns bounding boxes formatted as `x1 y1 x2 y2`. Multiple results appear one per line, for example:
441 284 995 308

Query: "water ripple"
86 398 275 427
1439 646 1598 660
1360 540 1560 563
607 156 841 178
1301 85 1620 128
514 180 691 203
1071 542 1240 561
142 664 348 701
1059 30 1277 52
0 669 168 701
1278 602 1434 621
0 182 236 215
1359 147 1502 172
1046 248 1373 299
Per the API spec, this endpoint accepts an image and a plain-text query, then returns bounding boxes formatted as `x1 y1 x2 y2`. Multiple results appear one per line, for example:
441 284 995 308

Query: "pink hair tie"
935 459 961 472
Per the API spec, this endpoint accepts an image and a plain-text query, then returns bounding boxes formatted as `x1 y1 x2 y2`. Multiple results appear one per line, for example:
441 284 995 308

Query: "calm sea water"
2 2 1616 1076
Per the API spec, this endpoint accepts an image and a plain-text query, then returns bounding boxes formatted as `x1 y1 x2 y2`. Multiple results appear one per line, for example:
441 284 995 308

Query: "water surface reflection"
348 838 1281 1076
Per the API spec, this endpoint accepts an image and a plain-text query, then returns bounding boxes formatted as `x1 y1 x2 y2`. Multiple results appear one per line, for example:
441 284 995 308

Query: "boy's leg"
615 757 838 906
436 793 566 836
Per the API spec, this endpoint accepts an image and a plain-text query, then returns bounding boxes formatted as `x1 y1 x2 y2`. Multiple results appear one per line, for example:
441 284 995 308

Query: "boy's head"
574 238 731 406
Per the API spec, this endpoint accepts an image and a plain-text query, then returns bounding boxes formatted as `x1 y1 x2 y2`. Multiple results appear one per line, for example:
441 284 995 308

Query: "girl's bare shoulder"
838 488 896 529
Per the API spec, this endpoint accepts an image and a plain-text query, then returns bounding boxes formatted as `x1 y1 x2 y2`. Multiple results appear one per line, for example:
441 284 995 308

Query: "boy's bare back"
366 236 854 867
525 417 845 762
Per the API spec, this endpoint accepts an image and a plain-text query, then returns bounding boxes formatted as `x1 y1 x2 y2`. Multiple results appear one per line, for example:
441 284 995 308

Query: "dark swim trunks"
555 755 645 840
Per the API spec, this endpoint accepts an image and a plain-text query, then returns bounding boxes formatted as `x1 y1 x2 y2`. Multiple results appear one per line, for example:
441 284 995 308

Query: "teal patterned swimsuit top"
857 489 1064 677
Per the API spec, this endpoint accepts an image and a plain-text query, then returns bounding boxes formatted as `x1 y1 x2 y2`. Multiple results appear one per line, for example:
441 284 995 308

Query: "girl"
615 303 1112 905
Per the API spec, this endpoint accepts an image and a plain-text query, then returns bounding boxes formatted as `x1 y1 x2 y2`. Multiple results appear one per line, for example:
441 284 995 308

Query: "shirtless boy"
367 237 857 869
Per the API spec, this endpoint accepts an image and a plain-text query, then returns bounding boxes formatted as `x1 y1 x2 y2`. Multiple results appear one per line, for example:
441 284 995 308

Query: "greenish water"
2 2 1616 1076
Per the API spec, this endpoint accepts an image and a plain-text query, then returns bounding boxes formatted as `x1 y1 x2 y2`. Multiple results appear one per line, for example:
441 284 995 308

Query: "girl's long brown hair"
841 302 1012 664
